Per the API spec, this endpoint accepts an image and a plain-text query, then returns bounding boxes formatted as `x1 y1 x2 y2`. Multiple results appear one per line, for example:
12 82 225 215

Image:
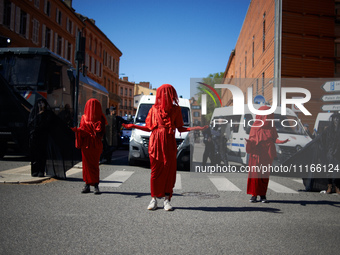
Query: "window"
44 1 51 16
32 19 39 44
56 35 62 55
125 88 127 96
193 112 200 117
262 72 265 96
67 18 73 34
336 43 340 57
56 8 62 25
67 41 72 61
129 89 132 97
245 52 247 78
34 0 40 8
19 10 28 36
262 20 266 52
103 50 107 66
120 87 123 95
44 26 51 49
252 40 254 67
94 40 97 54
3 0 11 28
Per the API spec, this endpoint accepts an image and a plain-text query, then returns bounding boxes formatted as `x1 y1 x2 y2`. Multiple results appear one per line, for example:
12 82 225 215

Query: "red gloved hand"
191 125 209 131
71 127 77 132
122 123 134 129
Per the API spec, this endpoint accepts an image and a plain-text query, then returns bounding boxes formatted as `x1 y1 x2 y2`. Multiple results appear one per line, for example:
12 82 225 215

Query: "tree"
196 72 224 124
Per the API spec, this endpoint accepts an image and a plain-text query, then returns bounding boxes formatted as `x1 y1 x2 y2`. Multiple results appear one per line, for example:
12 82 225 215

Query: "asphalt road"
1 149 340 255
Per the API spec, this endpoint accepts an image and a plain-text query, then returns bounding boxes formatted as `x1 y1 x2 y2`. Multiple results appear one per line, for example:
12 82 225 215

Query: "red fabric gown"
246 105 279 196
73 99 107 186
123 84 205 199
145 104 184 199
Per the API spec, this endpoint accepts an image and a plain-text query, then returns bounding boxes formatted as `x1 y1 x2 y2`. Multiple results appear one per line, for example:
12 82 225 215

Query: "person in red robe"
245 105 288 203
123 84 207 211
72 98 107 195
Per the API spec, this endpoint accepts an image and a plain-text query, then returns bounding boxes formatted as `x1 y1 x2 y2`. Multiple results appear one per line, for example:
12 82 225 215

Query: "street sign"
322 81 340 92
321 104 340 111
321 94 340 102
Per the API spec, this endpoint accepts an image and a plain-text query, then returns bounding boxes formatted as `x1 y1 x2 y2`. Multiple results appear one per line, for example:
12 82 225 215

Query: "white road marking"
174 174 182 189
100 171 134 187
208 176 241 191
268 180 298 193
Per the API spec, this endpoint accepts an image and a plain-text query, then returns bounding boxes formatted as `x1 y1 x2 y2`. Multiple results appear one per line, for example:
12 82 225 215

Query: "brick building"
133 82 156 110
0 0 122 109
190 97 201 126
223 0 339 128
118 76 135 117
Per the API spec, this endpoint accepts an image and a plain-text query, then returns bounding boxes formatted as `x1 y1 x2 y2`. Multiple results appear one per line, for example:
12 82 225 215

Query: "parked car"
120 115 133 148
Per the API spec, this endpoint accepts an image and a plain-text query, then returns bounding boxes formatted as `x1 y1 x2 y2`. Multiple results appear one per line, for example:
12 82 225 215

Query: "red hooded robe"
122 84 206 199
74 99 107 185
145 84 185 199
246 105 279 196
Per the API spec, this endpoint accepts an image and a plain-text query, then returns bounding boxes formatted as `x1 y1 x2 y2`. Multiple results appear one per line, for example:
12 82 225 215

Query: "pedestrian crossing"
100 170 134 187
91 170 305 194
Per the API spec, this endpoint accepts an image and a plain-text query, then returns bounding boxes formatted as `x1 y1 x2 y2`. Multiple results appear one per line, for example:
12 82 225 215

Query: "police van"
210 104 312 165
312 112 334 137
128 95 192 170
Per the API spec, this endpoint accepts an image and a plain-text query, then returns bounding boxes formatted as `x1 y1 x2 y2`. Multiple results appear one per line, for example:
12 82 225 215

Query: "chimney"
64 0 73 8
123 77 128 81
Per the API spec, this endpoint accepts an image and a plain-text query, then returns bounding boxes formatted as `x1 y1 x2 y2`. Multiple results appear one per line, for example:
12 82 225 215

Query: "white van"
210 104 312 165
128 95 192 170
312 112 334 137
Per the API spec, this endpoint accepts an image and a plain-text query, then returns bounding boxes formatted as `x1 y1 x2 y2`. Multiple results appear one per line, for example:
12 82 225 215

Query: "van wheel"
128 154 137 166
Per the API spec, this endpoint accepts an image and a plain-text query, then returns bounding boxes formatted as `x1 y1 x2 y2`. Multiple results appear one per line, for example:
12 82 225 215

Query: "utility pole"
274 0 282 106
74 31 86 127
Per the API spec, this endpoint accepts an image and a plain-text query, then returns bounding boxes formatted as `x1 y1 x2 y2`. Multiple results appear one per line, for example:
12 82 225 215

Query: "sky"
71 0 250 99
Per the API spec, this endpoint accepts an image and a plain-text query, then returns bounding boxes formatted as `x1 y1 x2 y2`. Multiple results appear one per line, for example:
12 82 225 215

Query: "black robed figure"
28 98 77 179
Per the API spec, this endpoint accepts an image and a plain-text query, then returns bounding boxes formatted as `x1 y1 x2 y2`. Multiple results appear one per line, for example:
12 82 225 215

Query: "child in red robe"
123 84 207 211
72 98 107 195
246 105 288 203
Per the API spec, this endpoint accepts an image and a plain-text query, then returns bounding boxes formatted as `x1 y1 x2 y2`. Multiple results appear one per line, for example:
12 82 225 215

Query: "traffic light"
0 35 11 47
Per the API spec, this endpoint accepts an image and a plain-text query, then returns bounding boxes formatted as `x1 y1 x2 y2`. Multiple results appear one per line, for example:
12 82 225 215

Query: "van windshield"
135 104 191 127
274 114 307 135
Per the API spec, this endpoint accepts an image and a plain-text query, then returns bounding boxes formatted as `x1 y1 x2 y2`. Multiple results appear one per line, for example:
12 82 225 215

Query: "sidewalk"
0 163 83 184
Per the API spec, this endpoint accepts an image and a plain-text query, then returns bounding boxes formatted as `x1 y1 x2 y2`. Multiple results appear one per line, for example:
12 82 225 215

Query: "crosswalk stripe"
292 178 303 184
100 170 134 187
174 174 182 190
208 176 242 191
268 180 298 193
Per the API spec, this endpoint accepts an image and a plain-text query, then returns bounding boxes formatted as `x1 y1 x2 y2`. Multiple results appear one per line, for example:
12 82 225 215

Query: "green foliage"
196 72 224 124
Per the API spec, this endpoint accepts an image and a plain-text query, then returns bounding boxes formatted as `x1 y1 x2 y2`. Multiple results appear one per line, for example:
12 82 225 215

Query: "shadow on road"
269 200 340 207
174 206 281 213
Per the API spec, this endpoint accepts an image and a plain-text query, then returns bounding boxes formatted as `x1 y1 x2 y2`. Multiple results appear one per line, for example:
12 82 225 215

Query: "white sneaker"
163 199 173 211
147 199 157 210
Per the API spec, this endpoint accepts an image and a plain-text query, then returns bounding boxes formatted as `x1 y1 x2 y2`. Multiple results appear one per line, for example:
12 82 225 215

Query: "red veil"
73 98 107 186
82 98 108 136
246 105 278 161
154 84 179 113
